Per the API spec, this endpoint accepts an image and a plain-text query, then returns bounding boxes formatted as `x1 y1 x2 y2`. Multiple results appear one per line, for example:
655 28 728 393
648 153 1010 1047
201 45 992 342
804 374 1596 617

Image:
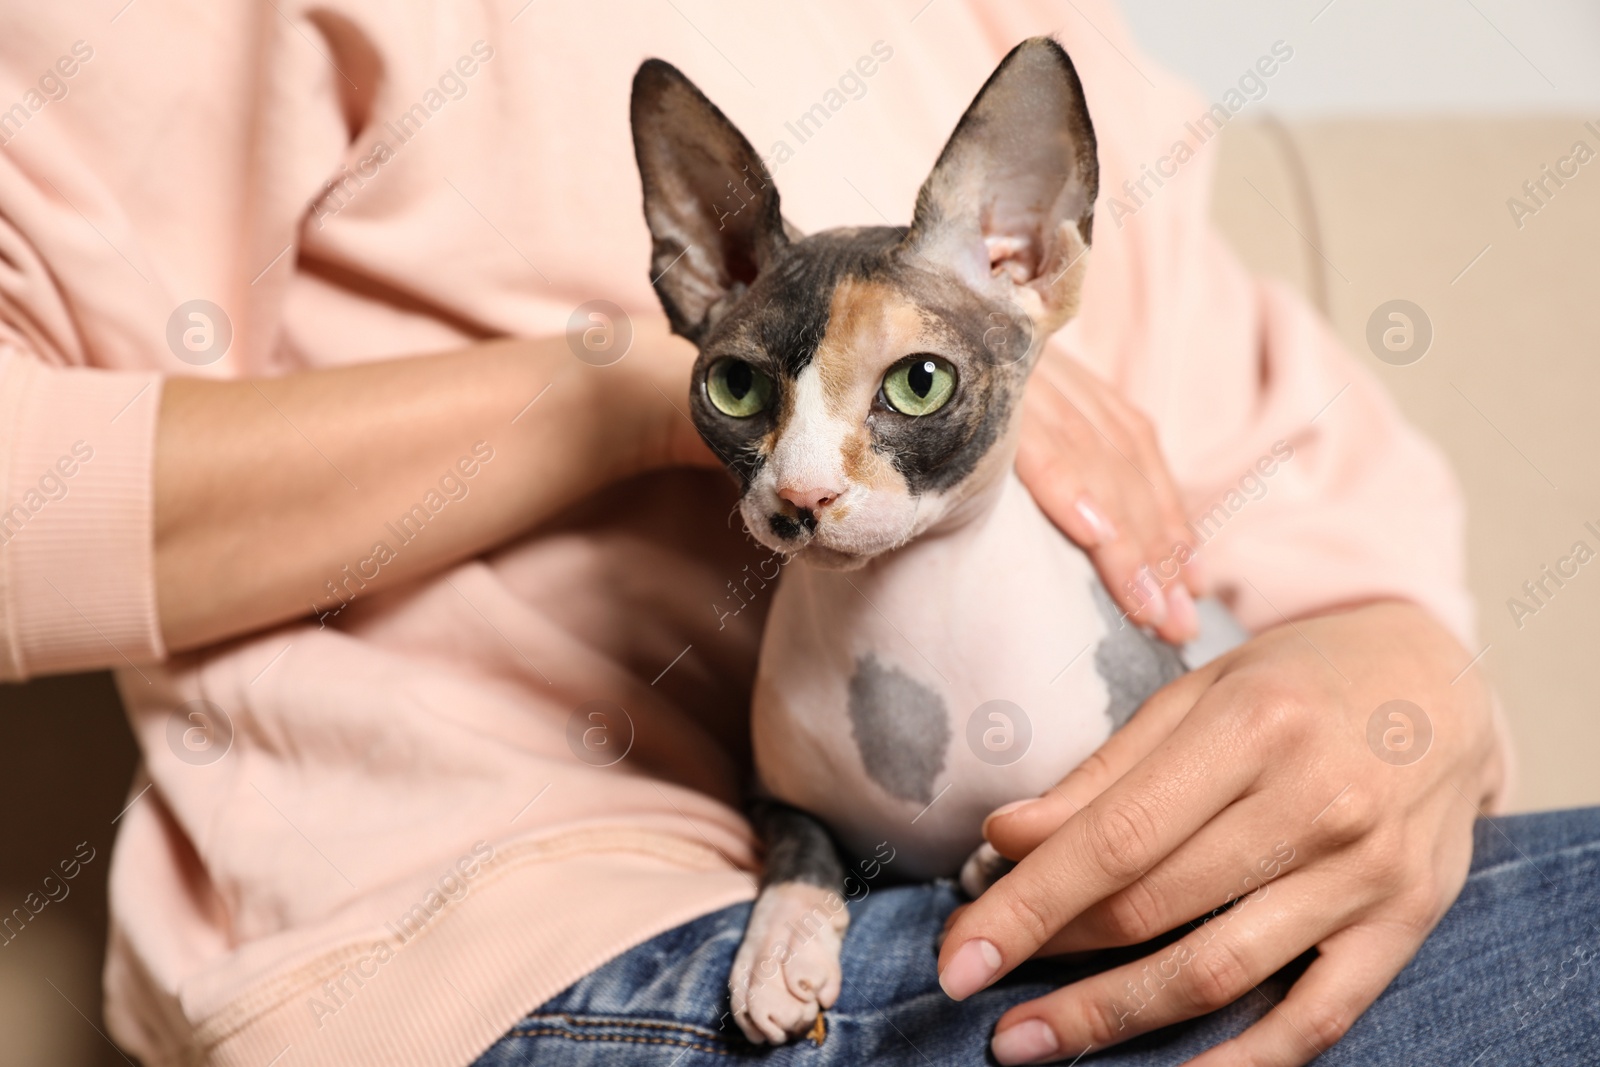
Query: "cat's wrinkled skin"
631 38 1224 1045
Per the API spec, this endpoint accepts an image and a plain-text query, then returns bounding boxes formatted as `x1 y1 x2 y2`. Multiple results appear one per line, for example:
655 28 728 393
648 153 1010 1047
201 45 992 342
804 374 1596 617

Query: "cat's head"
631 37 1097 568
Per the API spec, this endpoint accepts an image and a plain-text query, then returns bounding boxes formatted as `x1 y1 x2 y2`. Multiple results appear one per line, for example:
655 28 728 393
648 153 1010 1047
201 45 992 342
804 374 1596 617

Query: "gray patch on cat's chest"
847 654 950 805
1090 581 1188 730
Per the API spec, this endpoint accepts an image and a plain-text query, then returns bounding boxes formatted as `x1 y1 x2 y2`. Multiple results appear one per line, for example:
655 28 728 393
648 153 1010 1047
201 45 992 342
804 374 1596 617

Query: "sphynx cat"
630 37 1242 1044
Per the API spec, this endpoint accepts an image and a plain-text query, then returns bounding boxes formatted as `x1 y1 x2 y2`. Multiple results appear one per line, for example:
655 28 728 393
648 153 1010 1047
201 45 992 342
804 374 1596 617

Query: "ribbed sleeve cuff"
0 349 166 680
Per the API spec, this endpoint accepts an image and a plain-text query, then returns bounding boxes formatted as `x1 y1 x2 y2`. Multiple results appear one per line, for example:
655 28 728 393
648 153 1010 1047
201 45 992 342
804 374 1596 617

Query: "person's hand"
937 601 1504 1066
1017 346 1204 643
613 313 720 471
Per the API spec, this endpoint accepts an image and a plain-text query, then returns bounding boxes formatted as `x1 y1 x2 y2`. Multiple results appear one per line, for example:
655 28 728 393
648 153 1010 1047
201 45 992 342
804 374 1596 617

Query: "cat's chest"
751 475 1183 879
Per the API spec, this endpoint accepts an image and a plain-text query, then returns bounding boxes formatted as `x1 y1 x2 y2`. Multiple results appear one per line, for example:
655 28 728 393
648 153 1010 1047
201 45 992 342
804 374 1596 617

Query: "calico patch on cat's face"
685 228 1034 565
632 38 1098 566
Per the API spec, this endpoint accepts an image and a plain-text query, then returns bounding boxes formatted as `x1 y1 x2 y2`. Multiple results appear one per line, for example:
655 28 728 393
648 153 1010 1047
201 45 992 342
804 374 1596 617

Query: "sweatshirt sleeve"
1183 253 1477 651
0 345 165 680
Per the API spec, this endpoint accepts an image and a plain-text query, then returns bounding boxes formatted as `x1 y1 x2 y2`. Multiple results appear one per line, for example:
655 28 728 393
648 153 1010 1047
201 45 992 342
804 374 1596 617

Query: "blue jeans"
474 810 1600 1065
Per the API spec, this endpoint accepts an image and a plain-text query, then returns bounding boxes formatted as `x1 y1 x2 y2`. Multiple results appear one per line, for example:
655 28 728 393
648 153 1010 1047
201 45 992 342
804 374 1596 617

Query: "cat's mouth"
757 513 867 569
744 502 892 571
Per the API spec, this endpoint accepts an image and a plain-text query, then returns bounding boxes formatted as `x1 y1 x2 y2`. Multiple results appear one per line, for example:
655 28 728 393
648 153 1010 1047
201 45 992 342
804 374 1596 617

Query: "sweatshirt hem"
113 827 758 1067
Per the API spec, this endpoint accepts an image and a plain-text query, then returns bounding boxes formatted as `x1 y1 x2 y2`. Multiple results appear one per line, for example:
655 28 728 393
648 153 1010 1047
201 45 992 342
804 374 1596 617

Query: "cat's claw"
729 882 848 1044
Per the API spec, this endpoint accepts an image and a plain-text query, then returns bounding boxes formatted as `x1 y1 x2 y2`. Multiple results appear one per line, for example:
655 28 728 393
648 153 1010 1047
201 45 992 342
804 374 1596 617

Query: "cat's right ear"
631 60 787 344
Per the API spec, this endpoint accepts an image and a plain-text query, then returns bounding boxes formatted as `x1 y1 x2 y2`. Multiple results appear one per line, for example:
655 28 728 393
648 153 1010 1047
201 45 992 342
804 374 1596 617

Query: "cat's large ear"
631 60 788 343
906 37 1098 335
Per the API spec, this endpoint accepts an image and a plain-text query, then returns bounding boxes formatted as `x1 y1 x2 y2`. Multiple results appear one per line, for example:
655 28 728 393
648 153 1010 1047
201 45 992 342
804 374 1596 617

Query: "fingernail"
939 938 1002 1001
981 799 1035 838
1073 495 1117 545
1130 566 1167 626
1167 583 1198 641
992 1019 1060 1065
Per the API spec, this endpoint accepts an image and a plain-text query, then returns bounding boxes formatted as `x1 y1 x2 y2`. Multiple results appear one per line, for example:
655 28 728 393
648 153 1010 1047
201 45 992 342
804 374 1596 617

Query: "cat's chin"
746 528 882 570
794 544 876 571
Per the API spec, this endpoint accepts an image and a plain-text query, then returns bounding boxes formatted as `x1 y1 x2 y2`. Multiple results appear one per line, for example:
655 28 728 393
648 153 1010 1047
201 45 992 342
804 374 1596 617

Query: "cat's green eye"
705 358 775 418
881 356 956 416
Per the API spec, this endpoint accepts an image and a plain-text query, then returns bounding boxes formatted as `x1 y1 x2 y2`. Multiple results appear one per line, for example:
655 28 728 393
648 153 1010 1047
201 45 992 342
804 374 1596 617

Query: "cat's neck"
914 434 1024 543
920 471 1011 539
813 465 1081 597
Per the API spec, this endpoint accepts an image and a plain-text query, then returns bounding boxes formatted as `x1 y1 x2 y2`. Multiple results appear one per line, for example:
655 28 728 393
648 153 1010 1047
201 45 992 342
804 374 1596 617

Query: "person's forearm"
155 331 691 652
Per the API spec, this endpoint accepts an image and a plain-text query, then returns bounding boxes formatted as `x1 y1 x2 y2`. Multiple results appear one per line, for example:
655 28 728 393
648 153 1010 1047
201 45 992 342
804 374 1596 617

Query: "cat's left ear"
906 37 1098 335
631 59 789 344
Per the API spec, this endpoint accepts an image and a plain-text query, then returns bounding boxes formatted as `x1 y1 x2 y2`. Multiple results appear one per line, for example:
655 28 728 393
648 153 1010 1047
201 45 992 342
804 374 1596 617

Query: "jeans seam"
505 1026 737 1057
516 1012 736 1045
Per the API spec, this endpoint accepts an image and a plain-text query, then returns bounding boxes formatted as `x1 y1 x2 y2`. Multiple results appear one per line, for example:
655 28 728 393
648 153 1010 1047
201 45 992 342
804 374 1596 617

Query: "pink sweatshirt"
0 3 1476 1064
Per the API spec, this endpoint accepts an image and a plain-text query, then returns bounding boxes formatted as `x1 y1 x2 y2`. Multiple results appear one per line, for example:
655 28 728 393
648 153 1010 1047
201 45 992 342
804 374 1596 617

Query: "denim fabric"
473 810 1600 1065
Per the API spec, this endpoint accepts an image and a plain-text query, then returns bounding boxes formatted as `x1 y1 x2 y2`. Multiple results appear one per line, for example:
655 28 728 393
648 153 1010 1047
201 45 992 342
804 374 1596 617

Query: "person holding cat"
0 2 1591 1066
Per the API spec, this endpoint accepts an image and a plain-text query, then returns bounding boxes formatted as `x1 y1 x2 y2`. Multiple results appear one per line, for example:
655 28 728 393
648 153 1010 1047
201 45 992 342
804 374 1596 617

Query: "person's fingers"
1093 468 1182 636
937 902 971 952
1092 535 1173 633
1023 366 1199 640
1038 798 1303 955
1182 922 1421 1067
983 666 1216 860
1012 443 1106 553
1015 390 1118 546
1093 402 1203 624
1072 364 1206 601
986 873 1357 1064
1088 387 1192 544
1017 392 1171 632
938 692 1260 1002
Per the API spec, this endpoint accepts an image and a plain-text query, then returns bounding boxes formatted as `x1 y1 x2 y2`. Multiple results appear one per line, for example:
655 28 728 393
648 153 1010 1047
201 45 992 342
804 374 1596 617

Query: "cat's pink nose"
778 485 840 513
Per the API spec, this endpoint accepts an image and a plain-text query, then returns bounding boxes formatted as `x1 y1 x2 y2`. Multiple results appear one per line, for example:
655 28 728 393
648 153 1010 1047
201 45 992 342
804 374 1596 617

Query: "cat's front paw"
729 882 849 1044
958 841 1016 899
